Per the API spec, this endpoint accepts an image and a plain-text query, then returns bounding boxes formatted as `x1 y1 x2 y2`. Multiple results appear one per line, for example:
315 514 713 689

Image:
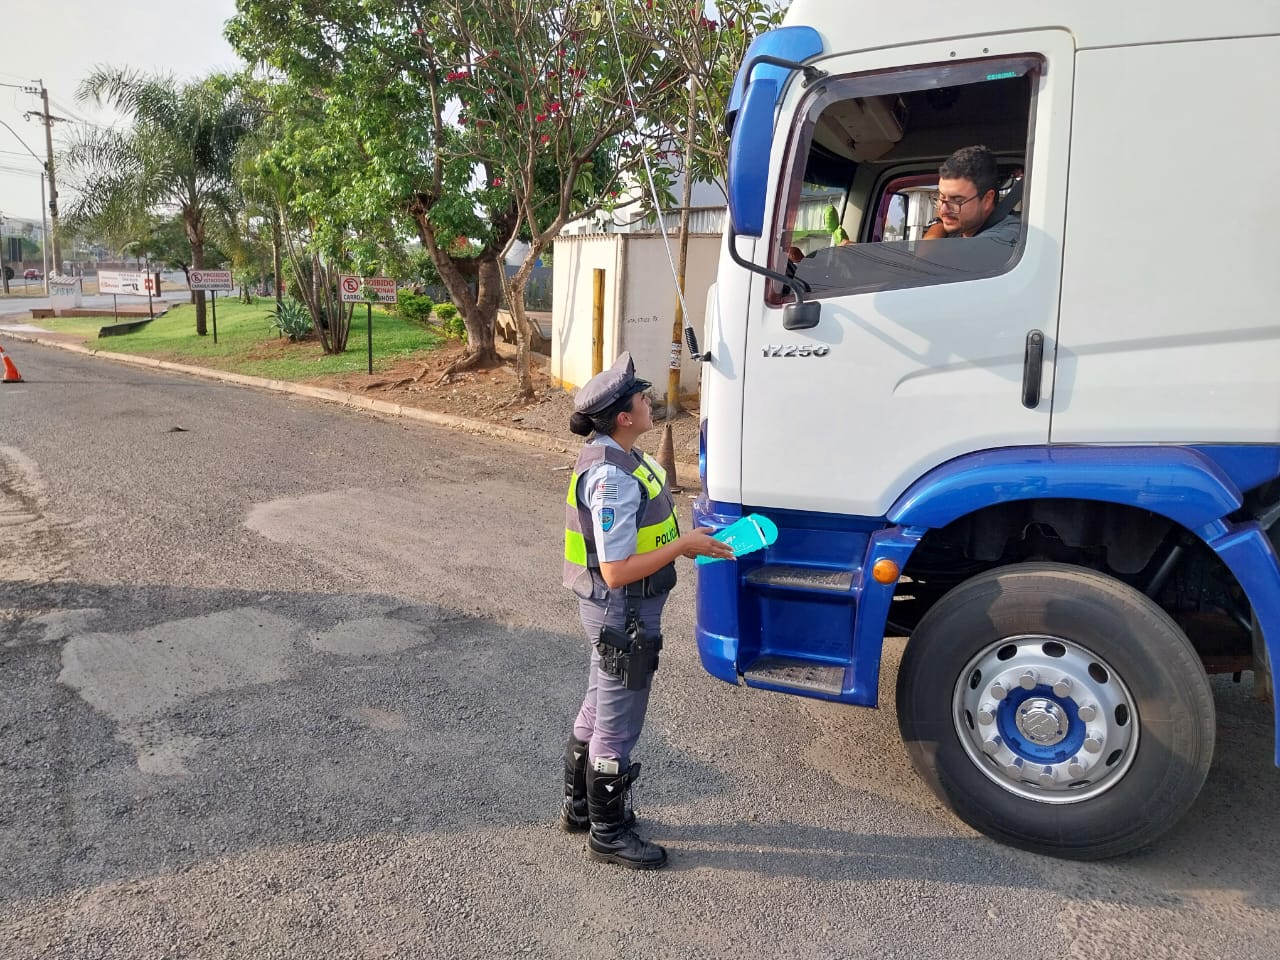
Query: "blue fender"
887 446 1244 530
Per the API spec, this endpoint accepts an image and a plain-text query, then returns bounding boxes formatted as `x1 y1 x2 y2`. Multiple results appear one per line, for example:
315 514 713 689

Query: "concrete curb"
1 330 702 482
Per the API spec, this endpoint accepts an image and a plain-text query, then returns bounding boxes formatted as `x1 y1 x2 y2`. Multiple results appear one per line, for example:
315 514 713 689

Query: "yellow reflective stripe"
629 462 662 499
640 453 667 488
565 529 587 566
635 511 680 554
566 472 581 506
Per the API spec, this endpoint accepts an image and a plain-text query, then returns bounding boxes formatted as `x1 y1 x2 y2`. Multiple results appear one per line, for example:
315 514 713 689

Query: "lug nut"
1038 766 1056 788
982 736 1002 756
977 702 998 725
1019 669 1039 690
989 681 1009 701
1077 703 1098 723
1083 732 1103 754
1004 757 1024 779
1052 677 1073 698
1067 756 1087 778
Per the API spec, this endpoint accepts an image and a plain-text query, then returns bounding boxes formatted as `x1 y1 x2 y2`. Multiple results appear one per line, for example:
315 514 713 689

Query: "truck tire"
897 561 1214 859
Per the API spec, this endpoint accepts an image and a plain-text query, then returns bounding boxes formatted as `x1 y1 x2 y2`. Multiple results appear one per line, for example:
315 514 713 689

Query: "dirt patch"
303 340 703 466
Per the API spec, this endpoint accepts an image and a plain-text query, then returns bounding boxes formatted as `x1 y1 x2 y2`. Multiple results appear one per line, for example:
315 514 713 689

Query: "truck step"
743 655 846 696
745 564 854 592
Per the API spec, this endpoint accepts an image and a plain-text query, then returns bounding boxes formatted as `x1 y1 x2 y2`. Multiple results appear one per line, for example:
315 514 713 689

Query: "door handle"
1022 329 1044 408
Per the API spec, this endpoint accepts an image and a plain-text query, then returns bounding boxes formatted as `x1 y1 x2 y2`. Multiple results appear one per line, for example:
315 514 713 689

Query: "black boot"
560 736 590 832
560 738 636 832
586 762 666 870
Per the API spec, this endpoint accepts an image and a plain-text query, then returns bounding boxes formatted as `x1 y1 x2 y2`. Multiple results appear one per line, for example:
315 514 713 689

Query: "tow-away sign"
188 270 234 292
339 275 398 303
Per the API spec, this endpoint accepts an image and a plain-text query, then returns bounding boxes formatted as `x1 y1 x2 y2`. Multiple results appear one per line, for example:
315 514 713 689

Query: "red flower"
540 134 551 144
516 103 527 111
493 178 504 187
548 102 561 112
536 113 547 122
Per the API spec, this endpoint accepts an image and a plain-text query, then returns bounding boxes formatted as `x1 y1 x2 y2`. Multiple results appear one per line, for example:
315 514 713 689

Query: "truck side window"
775 60 1036 302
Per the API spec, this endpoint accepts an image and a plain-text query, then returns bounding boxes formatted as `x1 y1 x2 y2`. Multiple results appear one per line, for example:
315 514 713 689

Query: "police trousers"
572 592 668 766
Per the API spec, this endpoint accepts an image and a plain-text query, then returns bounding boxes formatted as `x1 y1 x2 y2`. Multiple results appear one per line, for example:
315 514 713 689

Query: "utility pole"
0 211 8 294
25 80 64 276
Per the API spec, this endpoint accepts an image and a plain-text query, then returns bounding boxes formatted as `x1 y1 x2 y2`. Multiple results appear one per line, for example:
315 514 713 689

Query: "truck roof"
782 0 1280 53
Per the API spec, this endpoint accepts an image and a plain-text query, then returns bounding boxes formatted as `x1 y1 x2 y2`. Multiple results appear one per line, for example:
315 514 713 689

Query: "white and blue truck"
692 0 1280 858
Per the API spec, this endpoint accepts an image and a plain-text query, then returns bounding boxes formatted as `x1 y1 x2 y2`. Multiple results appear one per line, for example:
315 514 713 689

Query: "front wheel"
897 562 1215 859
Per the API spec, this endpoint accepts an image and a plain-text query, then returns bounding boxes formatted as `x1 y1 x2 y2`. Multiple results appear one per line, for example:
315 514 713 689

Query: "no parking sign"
188 270 234 292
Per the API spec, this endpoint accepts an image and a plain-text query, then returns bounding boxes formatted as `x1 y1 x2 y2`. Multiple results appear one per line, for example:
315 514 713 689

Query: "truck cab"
694 0 1280 858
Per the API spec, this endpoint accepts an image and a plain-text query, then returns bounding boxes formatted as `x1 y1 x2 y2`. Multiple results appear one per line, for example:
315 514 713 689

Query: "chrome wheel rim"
952 634 1139 803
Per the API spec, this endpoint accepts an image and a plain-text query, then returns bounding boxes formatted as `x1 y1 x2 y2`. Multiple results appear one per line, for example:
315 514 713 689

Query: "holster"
597 607 664 690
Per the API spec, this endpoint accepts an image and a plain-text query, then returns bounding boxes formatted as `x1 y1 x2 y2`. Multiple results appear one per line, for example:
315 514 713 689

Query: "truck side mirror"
783 301 821 330
727 77 778 239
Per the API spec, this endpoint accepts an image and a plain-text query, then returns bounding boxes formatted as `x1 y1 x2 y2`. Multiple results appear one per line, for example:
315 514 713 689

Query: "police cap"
573 351 652 415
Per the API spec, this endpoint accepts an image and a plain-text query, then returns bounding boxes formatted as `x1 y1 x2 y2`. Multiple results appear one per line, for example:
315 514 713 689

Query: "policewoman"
560 352 732 869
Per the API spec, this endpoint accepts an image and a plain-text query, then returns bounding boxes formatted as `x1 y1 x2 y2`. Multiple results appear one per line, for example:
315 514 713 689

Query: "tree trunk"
506 240 543 402
271 214 284 305
667 87 697 422
186 209 208 337
412 210 503 378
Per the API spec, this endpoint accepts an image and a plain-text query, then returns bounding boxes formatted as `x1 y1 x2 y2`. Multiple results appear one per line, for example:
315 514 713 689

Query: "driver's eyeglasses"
930 193 981 212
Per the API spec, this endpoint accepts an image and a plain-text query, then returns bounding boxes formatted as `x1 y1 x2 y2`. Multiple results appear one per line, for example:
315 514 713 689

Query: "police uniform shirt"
580 436 646 563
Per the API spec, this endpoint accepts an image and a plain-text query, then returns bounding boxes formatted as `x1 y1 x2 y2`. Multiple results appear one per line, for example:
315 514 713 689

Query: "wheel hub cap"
1016 698 1068 745
953 634 1139 804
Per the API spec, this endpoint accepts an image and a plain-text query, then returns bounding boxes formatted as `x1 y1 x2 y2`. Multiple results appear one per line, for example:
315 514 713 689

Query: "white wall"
552 233 721 401
551 234 623 392
618 235 718 401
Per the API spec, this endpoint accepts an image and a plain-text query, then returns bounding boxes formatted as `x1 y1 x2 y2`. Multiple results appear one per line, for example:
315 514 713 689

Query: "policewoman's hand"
678 527 736 561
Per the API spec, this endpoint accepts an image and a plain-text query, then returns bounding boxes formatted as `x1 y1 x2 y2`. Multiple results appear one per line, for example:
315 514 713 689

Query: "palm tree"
63 68 258 335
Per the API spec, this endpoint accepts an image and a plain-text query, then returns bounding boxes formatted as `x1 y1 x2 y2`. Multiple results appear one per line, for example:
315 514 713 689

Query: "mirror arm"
726 223 811 304
742 54 828 89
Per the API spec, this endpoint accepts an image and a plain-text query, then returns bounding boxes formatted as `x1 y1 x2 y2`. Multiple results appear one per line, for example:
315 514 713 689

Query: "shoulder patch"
600 507 615 532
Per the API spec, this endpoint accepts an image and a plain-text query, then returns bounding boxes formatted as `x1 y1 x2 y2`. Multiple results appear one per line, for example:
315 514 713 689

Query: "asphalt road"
1 341 1278 959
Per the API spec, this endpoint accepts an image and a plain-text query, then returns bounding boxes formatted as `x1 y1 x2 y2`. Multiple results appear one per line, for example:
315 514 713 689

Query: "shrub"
397 289 434 324
435 303 466 341
267 299 313 341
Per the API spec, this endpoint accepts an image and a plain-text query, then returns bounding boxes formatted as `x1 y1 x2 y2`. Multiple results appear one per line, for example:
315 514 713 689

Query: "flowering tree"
229 2 521 369
414 0 687 395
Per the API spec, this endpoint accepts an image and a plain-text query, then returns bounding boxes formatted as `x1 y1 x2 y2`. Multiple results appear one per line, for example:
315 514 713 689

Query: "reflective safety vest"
563 442 679 600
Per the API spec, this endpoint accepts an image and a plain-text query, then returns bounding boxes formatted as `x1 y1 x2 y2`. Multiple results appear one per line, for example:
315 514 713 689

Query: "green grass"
35 297 448 380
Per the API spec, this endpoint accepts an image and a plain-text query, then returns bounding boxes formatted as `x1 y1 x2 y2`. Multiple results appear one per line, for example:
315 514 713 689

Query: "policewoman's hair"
569 393 635 437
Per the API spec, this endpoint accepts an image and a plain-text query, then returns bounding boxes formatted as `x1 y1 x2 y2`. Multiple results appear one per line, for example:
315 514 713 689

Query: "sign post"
339 276 398 375
188 270 235 343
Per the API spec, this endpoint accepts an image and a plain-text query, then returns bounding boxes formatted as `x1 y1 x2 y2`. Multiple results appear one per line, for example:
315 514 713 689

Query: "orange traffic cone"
0 344 23 383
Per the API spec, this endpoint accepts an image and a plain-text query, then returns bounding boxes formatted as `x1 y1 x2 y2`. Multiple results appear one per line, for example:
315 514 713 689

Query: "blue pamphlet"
695 513 778 565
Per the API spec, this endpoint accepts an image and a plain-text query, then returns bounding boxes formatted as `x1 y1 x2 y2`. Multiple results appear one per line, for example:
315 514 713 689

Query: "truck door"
739 32 1074 518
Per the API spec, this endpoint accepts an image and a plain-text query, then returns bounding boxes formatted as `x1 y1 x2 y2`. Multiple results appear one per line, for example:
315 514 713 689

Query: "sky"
0 0 243 224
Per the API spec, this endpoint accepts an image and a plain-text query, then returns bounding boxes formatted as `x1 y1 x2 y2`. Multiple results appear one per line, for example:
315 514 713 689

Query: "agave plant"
266 299 313 341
